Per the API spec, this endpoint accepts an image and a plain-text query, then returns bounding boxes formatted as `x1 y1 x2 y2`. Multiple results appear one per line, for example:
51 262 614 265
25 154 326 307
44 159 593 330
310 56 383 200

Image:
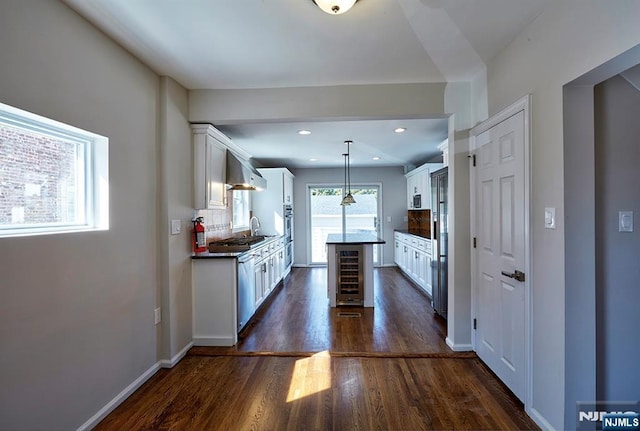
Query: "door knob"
501 270 525 282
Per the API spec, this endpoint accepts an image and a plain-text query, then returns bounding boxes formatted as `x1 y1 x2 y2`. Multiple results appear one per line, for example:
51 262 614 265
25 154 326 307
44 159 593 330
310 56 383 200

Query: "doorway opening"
308 184 381 265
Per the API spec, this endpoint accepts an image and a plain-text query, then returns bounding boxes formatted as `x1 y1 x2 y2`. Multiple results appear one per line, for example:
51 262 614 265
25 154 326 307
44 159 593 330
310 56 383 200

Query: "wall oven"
284 204 293 268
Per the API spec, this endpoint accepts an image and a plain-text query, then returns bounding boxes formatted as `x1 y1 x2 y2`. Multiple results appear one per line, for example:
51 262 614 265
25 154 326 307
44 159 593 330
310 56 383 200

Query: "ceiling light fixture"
394 127 406 133
313 0 358 15
372 156 380 160
340 140 356 206
298 130 311 135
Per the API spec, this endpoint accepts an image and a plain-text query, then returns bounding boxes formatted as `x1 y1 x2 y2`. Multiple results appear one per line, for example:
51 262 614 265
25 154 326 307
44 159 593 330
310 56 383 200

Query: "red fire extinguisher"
192 217 206 253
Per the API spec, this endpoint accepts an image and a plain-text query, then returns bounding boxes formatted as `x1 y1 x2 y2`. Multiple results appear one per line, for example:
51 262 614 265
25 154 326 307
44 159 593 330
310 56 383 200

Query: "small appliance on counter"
407 209 431 238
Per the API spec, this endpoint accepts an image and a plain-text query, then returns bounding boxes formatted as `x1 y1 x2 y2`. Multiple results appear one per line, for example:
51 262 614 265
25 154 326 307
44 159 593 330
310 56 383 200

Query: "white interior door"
473 108 527 402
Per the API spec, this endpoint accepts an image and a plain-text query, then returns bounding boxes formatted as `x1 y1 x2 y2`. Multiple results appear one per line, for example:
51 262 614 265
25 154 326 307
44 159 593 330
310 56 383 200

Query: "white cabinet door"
283 173 294 205
205 136 226 208
193 124 228 209
254 260 265 308
406 173 417 209
424 252 433 296
394 239 402 266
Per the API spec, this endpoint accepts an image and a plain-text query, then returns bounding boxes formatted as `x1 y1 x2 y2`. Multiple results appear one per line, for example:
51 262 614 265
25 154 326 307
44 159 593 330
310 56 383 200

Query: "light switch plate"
619 211 633 232
544 207 556 229
154 307 161 325
171 219 181 235
386 216 392 222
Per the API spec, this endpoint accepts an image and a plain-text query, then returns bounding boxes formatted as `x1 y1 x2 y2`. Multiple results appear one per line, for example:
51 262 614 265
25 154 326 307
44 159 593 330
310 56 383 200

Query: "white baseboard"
77 361 161 431
445 337 473 352
160 341 193 368
77 341 194 431
527 406 556 431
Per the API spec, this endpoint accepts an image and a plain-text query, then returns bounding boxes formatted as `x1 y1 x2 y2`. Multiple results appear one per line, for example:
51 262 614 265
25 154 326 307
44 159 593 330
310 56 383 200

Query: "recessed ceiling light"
309 158 317 161
372 156 380 160
298 130 311 135
394 127 406 133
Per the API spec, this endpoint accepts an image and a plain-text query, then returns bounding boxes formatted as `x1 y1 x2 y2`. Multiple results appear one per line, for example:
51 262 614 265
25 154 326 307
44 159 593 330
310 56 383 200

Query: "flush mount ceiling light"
313 0 358 15
394 127 407 133
298 130 311 135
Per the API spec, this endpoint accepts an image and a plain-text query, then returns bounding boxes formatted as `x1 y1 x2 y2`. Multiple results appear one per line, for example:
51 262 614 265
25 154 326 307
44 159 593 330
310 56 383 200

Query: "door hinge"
472 154 476 167
473 237 477 248
473 318 477 330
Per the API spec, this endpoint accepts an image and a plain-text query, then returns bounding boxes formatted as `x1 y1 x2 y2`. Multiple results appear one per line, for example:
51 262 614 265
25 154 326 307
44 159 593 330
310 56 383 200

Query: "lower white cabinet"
394 231 432 296
193 237 287 347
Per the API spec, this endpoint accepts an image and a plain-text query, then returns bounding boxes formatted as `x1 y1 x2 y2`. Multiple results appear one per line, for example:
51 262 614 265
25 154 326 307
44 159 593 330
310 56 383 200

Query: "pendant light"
340 140 356 206
313 0 358 15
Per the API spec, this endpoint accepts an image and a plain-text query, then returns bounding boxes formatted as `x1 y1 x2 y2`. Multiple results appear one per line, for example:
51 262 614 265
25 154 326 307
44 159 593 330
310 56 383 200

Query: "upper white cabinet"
253 168 294 236
405 162 443 210
192 124 231 209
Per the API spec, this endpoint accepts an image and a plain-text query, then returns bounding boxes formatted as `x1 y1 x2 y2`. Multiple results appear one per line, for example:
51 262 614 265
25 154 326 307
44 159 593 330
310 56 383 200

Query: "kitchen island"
325 233 386 307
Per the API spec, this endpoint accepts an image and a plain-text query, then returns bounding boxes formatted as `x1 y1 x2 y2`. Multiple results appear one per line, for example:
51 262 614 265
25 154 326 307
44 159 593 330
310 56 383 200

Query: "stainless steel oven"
284 204 293 268
284 204 293 243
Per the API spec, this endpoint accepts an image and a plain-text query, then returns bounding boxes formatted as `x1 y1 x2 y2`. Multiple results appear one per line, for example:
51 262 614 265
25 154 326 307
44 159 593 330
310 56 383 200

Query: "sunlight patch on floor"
286 350 331 402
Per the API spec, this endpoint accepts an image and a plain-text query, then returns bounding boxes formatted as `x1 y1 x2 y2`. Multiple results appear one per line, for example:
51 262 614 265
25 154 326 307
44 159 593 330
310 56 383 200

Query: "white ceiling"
63 0 548 168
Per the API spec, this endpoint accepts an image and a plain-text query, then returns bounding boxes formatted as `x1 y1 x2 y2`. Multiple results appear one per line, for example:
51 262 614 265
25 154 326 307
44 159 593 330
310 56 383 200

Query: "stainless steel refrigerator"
431 167 448 318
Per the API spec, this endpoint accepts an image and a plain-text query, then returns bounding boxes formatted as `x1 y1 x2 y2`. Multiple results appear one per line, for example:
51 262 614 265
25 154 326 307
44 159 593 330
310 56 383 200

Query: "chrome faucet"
250 216 261 236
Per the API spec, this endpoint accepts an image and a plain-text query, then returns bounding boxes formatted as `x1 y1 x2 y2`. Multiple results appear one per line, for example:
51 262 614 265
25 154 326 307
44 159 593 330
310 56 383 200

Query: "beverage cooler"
335 245 364 306
431 167 448 318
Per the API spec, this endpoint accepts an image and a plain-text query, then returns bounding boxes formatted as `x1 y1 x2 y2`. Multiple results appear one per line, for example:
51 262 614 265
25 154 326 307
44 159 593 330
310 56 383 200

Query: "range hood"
226 152 266 191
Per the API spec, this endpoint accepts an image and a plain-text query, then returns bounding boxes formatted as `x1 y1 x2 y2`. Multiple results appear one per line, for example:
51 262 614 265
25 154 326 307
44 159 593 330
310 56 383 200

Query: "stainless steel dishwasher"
237 253 255 332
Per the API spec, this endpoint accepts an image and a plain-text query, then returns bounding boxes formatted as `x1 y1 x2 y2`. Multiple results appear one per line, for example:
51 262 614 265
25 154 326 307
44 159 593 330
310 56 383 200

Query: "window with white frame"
232 190 250 231
0 102 109 237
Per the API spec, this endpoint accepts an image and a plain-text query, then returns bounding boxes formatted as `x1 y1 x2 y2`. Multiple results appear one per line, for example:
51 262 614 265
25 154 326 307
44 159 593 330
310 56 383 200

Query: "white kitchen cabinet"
283 173 294 205
393 231 433 296
405 162 442 210
253 168 295 236
192 258 238 346
192 124 230 209
254 258 266 309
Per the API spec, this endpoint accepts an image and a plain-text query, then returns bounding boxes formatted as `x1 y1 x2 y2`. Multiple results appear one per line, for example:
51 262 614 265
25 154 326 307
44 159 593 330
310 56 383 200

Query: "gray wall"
158 77 194 362
0 2 189 429
484 1 640 428
290 166 407 266
594 75 640 400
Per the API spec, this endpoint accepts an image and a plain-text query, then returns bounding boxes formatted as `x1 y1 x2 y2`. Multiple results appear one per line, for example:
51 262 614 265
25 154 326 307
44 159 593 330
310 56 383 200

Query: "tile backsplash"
194 190 232 242
195 190 250 242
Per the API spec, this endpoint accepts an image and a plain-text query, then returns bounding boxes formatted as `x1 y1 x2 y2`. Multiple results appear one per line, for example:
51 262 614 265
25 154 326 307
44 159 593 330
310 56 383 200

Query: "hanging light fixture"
313 0 358 15
340 140 356 206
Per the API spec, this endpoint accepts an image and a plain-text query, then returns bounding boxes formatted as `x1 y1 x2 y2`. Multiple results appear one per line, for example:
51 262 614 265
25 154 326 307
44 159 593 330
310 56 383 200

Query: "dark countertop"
325 233 386 245
394 229 431 240
192 235 283 259
192 251 243 259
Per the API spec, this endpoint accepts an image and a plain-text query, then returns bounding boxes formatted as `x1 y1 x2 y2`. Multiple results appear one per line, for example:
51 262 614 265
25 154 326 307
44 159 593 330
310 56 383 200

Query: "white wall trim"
445 337 473 352
160 342 193 368
527 406 556 431
77 361 162 431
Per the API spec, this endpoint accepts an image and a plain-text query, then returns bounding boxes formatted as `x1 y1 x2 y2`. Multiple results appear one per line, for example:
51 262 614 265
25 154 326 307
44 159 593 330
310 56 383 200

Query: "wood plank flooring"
95 267 539 431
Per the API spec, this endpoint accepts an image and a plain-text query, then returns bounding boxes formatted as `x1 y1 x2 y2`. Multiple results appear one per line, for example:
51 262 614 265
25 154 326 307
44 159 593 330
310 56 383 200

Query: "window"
0 102 109 237
308 185 381 265
232 190 250 231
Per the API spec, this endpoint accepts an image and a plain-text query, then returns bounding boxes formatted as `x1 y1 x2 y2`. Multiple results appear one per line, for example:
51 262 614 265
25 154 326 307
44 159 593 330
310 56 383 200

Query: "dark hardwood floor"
95 267 539 431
